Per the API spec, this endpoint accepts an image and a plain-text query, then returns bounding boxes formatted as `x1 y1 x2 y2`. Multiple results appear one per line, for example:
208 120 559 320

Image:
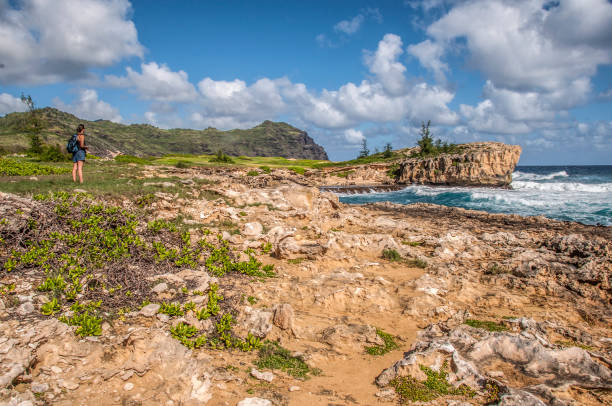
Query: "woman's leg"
77 160 84 183
72 162 78 182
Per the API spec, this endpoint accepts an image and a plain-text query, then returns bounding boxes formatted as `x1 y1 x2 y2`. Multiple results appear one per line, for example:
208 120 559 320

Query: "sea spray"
339 166 612 226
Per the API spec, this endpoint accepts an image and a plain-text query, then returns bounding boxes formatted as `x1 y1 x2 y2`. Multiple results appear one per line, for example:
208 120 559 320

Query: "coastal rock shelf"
398 142 522 187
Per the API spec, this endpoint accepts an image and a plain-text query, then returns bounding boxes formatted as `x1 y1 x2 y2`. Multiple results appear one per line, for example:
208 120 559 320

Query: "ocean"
338 166 612 226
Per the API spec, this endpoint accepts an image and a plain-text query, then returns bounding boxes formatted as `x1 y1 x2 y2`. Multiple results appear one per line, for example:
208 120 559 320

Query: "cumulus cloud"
408 0 612 140
363 34 407 95
188 34 458 131
0 93 27 115
407 39 448 83
106 62 198 102
0 0 144 85
344 128 364 144
53 89 122 122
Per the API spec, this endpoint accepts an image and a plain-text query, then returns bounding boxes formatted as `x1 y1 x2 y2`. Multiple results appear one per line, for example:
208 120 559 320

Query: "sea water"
339 166 612 226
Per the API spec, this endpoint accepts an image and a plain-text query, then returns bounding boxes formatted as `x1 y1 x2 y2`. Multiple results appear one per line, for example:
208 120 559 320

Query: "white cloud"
334 14 365 35
420 0 612 93
0 93 27 115
344 129 364 144
53 89 122 122
363 34 407 95
407 39 448 83
0 0 144 85
106 62 197 102
188 34 458 131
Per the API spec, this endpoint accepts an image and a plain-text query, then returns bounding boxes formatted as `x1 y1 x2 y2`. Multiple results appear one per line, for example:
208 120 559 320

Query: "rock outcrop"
398 142 521 187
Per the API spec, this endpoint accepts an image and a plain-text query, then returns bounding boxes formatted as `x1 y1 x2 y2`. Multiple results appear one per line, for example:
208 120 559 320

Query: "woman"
71 124 88 183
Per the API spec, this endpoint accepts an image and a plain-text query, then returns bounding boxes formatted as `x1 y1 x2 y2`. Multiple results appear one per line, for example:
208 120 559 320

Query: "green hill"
0 108 328 160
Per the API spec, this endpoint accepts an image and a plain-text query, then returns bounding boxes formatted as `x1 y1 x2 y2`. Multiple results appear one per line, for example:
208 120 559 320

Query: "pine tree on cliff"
417 120 435 156
358 138 370 158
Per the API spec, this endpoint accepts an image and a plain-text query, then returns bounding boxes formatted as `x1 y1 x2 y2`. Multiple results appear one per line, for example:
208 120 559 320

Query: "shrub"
255 341 320 379
175 160 192 168
464 319 508 332
209 150 234 163
365 329 398 355
382 249 402 262
413 121 461 158
38 145 70 162
247 170 259 176
259 166 271 174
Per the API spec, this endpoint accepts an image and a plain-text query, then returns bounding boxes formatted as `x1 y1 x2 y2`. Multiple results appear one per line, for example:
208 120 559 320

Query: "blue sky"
1 0 611 164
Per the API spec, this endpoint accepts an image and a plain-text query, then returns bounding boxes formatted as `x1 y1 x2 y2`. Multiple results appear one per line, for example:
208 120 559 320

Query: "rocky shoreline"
1 165 610 406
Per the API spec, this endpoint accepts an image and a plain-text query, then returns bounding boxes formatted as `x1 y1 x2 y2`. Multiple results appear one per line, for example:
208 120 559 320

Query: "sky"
0 0 611 164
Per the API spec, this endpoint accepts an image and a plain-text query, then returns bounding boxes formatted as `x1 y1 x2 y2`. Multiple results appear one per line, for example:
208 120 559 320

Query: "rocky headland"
316 142 521 188
0 163 610 406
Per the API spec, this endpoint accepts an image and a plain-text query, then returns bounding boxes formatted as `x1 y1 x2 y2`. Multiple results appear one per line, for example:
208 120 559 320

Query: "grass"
556 340 595 351
314 150 404 168
365 329 399 355
464 319 508 332
254 341 321 379
390 361 476 404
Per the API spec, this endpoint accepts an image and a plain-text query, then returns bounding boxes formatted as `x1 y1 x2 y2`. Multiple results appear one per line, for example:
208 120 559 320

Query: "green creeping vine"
2 191 274 349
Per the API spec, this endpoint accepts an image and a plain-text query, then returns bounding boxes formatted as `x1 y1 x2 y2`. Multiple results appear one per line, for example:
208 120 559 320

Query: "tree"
20 93 43 154
358 138 370 158
383 142 393 158
417 120 435 156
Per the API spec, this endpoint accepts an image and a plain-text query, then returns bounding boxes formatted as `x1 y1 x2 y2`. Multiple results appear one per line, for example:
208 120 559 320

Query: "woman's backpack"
67 134 79 153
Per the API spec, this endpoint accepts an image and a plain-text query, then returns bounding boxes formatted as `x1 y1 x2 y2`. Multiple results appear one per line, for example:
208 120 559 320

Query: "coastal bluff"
397 142 521 187
317 141 522 188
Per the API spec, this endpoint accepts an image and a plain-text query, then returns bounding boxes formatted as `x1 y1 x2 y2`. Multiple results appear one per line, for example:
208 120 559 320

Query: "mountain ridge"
0 108 329 160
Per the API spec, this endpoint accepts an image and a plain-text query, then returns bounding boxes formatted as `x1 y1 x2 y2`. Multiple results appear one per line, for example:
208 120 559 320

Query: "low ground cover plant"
0 191 275 352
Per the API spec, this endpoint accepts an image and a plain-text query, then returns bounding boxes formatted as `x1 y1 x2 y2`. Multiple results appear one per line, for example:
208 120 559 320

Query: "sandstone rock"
376 322 612 405
237 398 272 406
30 382 48 393
397 142 521 187
321 324 383 354
289 386 300 392
140 303 161 317
243 222 263 237
123 382 134 391
273 304 294 331
152 282 168 294
16 302 34 316
238 307 273 338
250 368 274 382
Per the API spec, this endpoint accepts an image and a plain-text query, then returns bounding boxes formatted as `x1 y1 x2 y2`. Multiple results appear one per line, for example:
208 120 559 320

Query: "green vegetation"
1 191 275 350
209 150 234 163
382 249 402 262
365 329 399 355
259 165 271 173
247 170 259 176
464 319 509 332
255 341 321 379
412 121 462 158
0 108 328 160
407 258 428 269
288 166 306 175
402 240 423 247
556 340 595 351
390 361 476 403
332 170 354 178
114 155 152 165
0 158 71 176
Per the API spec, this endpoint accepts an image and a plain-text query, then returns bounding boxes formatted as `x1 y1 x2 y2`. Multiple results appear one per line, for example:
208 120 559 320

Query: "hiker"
71 124 88 183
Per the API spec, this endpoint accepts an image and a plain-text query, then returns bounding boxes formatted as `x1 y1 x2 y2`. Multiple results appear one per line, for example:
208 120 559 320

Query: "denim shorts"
72 149 86 162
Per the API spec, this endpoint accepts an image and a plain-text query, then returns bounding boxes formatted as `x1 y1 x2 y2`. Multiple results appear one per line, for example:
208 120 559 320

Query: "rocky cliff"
398 142 521 187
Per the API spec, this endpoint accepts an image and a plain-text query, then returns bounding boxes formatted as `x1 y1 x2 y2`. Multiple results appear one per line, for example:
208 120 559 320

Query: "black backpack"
67 134 79 153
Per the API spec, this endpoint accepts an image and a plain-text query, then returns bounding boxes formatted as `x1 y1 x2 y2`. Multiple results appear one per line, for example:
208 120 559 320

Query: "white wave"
511 180 612 193
470 191 561 208
513 170 569 181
